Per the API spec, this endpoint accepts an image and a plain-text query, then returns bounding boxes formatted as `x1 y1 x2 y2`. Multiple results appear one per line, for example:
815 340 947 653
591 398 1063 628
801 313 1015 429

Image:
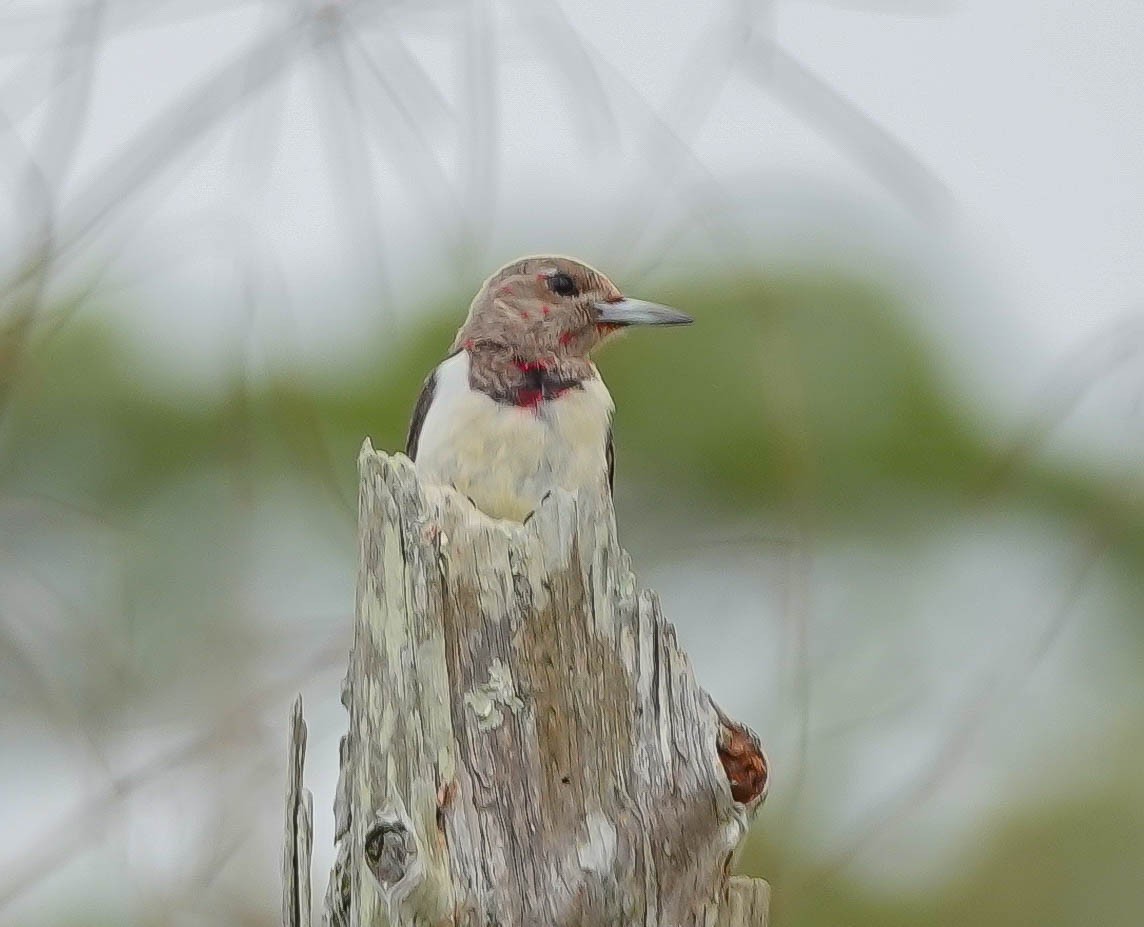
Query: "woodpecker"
405 255 692 521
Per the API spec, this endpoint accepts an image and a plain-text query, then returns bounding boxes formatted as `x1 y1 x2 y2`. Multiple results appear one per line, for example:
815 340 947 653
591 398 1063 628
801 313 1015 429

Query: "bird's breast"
413 352 614 521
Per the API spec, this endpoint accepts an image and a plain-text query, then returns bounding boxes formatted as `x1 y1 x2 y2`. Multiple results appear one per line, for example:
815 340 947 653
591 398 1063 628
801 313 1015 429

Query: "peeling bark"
318 442 769 926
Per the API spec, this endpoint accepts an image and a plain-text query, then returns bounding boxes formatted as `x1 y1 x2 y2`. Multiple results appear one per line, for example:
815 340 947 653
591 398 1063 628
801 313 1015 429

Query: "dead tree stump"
286 441 769 926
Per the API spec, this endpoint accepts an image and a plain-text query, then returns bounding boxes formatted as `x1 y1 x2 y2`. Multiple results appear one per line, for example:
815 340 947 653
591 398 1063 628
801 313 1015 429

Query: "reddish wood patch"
717 719 768 805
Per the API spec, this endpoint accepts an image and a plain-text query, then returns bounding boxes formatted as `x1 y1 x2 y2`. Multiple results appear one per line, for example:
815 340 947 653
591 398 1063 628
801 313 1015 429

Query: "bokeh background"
2 1 1143 925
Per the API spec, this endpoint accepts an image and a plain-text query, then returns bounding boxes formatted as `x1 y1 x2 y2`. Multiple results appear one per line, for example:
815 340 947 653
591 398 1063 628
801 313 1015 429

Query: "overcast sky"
4 0 1143 425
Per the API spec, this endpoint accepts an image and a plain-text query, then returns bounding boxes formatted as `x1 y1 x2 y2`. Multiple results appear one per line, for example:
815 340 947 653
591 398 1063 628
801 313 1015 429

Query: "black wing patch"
605 424 615 495
405 367 438 461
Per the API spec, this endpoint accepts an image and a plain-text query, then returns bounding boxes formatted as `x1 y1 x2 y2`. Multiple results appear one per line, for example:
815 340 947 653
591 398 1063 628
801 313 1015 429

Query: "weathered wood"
716 877 771 927
283 695 313 927
325 441 769 926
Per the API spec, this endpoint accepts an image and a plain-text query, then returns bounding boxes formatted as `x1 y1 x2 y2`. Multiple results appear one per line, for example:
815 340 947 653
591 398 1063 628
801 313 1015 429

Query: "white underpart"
414 352 615 522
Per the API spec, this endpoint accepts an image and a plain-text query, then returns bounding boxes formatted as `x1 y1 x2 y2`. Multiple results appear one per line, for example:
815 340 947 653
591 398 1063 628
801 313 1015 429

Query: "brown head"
451 255 691 362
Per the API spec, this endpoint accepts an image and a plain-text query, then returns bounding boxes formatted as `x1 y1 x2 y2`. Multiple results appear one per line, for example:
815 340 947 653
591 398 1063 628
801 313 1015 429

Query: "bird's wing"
405 366 439 461
605 424 615 495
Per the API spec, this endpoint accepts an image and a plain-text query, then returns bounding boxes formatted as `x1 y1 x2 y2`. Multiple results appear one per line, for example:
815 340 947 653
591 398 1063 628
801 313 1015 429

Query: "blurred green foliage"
745 758 1144 927
12 270 1144 557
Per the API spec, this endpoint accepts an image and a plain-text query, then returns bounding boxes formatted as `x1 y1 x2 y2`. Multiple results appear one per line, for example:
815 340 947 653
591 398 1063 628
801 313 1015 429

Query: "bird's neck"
465 346 596 409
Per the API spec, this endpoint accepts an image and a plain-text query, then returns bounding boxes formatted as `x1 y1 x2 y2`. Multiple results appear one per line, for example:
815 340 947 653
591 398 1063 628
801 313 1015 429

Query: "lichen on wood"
317 441 768 926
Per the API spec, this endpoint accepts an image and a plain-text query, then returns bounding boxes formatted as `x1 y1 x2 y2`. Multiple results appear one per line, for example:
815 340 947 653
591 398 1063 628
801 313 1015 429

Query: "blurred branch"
980 305 1144 498
457 0 499 274
509 0 617 150
345 25 466 248
348 11 454 131
0 0 259 49
49 12 311 260
797 526 1110 893
602 0 764 276
0 607 118 782
0 639 341 912
561 31 749 278
740 35 951 223
0 0 394 297
313 20 393 318
0 0 104 420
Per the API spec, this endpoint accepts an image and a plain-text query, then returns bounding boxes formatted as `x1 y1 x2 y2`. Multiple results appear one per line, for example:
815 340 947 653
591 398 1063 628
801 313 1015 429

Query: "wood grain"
283 696 313 927
319 441 768 926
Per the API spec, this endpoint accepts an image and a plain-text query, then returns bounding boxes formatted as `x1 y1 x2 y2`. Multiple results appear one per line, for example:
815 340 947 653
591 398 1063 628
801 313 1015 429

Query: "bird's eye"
547 273 578 297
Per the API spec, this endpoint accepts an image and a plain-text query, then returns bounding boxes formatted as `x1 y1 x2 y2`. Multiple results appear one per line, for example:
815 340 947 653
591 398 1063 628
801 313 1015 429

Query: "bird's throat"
504 360 583 409
466 349 594 411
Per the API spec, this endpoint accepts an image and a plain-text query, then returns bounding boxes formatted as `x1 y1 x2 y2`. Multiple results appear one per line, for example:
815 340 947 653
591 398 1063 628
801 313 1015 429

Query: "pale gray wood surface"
283 695 313 927
317 442 768 926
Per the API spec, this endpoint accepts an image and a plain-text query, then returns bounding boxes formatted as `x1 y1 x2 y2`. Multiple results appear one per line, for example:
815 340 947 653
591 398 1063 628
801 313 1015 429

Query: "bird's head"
452 255 691 360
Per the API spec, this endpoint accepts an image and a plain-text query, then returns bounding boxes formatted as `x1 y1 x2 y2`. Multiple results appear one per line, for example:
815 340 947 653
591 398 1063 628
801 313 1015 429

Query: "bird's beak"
594 298 693 327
